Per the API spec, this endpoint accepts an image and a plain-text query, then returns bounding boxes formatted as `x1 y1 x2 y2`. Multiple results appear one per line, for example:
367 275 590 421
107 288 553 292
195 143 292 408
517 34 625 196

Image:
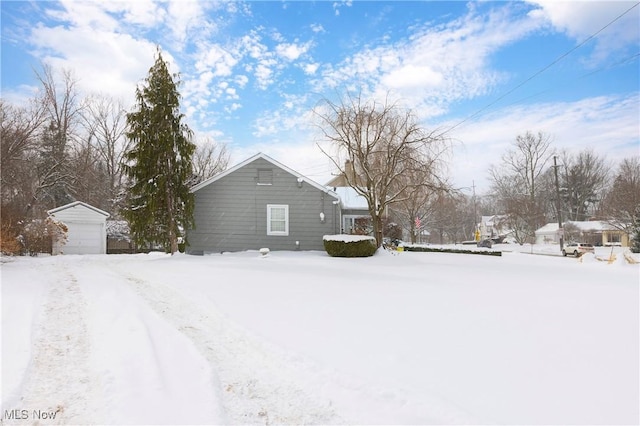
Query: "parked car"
562 242 595 257
477 239 492 248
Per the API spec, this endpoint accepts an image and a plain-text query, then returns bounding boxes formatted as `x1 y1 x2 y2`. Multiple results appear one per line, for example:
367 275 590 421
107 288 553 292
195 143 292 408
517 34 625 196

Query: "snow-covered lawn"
2 246 638 425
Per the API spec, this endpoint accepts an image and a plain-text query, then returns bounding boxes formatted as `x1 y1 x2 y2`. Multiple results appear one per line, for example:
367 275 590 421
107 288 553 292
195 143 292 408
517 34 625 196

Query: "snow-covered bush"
323 235 377 257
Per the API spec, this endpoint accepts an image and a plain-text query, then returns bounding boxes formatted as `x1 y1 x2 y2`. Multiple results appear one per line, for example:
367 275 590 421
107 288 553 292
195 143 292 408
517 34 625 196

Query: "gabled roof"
190 152 339 199
48 201 110 217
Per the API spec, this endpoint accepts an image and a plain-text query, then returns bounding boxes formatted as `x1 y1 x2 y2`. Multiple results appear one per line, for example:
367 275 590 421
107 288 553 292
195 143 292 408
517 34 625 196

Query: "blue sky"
2 1 639 192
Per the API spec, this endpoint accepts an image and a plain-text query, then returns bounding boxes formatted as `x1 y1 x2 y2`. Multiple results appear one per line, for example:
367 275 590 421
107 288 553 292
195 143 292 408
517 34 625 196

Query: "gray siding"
187 158 340 253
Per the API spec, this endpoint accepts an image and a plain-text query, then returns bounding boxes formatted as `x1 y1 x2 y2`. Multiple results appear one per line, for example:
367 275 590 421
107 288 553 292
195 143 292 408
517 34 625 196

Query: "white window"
267 204 289 236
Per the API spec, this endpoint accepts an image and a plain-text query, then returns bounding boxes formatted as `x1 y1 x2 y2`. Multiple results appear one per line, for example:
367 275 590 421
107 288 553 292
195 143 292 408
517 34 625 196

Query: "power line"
495 51 640 110
441 2 640 136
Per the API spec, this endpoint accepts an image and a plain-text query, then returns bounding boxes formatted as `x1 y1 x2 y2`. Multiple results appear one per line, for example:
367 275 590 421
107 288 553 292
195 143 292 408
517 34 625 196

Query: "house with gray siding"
186 153 341 254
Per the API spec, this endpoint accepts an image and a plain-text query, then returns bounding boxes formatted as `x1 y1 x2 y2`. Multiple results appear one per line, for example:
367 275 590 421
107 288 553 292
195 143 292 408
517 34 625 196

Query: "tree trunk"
372 214 383 247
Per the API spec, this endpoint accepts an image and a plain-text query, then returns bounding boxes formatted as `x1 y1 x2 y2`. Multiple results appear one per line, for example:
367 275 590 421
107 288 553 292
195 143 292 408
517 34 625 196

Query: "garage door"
65 222 103 254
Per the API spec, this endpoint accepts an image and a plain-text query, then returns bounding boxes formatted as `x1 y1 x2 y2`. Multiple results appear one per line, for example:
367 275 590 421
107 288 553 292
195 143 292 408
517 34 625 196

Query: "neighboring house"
331 186 370 234
47 201 110 255
535 221 630 246
478 215 511 241
187 153 341 254
327 160 373 235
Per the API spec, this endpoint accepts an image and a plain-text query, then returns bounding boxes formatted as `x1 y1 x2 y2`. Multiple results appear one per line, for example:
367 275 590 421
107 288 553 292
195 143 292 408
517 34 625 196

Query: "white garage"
48 201 110 255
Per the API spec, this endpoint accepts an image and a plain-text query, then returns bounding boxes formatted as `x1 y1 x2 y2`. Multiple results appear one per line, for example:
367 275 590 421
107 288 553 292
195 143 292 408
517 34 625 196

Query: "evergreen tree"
123 49 195 254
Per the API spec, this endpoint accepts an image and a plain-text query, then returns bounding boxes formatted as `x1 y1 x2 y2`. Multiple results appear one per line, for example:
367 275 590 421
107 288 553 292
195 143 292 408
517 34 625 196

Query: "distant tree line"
414 132 638 246
486 131 639 244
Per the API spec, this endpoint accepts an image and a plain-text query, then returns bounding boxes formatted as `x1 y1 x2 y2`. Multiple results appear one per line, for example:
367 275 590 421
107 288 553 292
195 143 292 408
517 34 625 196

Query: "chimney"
345 160 356 183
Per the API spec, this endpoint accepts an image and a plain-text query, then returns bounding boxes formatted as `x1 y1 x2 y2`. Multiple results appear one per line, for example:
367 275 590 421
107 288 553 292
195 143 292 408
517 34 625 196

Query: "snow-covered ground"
1 245 638 425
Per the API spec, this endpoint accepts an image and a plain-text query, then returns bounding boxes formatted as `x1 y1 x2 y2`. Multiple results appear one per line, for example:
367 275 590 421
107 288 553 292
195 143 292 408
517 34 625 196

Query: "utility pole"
472 180 479 241
553 155 564 252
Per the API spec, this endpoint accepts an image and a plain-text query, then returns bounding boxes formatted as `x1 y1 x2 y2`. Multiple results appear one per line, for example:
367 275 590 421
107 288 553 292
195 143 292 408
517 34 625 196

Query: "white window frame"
267 204 289 236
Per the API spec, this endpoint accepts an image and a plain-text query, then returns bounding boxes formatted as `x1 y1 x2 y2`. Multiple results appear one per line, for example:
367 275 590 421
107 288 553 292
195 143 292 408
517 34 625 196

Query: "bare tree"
1 99 46 249
80 94 129 214
428 192 467 244
0 99 46 208
33 64 82 209
489 131 553 243
601 156 640 231
392 166 446 243
67 136 109 209
314 92 448 247
189 137 230 185
559 149 610 221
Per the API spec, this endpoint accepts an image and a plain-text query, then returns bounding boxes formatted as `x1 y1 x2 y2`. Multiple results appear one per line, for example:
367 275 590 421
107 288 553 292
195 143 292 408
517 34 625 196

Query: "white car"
562 242 595 257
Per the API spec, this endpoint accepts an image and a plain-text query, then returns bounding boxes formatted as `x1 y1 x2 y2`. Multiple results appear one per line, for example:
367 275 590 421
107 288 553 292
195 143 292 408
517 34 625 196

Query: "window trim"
267 204 289 236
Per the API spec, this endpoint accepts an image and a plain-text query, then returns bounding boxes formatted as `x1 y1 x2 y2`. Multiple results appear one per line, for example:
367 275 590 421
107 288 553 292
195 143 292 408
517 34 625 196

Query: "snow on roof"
481 215 507 226
569 220 619 231
332 186 369 210
47 201 110 217
106 220 130 238
536 220 620 234
536 223 560 234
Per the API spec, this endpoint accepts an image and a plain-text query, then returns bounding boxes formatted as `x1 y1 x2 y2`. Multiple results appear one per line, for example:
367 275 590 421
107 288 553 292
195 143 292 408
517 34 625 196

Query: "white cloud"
316 4 545 117
28 24 157 105
194 43 238 76
119 0 165 27
48 0 119 31
235 75 249 88
310 23 325 33
381 64 443 89
528 1 640 64
254 58 278 89
225 87 238 100
242 31 267 60
252 95 314 138
275 41 311 61
302 62 319 75
225 103 242 113
448 94 640 193
166 1 209 49
332 0 353 17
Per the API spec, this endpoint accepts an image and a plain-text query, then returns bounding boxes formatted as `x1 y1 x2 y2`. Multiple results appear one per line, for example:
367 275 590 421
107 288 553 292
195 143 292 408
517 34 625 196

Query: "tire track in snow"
118 271 342 425
8 261 104 425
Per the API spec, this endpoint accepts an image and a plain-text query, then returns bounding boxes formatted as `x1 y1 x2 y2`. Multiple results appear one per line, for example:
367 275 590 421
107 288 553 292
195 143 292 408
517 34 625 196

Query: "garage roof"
48 201 110 217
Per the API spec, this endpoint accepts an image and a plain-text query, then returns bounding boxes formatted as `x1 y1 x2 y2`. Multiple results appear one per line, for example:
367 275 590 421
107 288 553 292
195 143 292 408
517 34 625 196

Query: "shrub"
22 217 68 255
323 235 377 257
383 220 403 241
403 245 502 256
0 222 22 255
